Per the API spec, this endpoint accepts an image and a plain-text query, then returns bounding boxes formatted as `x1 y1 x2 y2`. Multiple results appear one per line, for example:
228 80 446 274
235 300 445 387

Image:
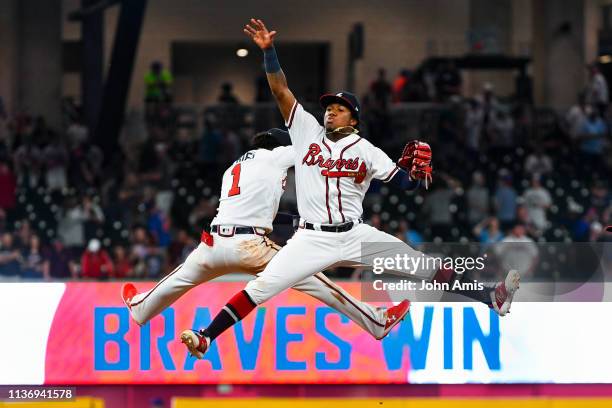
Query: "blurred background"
0 0 611 407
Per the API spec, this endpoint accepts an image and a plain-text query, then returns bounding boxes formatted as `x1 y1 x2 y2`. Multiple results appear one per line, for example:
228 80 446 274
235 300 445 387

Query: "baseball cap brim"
319 94 359 117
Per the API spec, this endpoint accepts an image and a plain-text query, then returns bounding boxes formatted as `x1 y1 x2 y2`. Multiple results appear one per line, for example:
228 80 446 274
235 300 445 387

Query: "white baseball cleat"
490 269 520 316
180 329 209 359
375 299 411 340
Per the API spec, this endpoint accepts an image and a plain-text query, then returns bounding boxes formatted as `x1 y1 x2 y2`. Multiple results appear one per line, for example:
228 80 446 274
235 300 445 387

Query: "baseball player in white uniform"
180 19 520 359
121 129 410 350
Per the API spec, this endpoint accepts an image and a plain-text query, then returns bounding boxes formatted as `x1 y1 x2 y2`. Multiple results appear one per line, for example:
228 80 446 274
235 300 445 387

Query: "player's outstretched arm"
244 18 296 122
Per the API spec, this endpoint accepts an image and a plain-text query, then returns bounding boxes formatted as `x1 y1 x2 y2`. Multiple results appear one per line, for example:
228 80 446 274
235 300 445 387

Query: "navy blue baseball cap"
319 91 361 123
266 128 291 145
252 128 290 149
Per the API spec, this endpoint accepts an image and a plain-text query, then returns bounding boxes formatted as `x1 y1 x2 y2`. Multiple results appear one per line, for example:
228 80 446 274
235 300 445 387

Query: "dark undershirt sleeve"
388 167 420 191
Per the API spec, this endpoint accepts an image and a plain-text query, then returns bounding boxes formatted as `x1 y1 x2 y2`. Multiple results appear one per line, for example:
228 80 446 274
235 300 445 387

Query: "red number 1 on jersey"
228 163 241 197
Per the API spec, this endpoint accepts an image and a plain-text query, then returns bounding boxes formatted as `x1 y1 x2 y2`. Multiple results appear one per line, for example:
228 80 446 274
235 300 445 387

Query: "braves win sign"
1 282 611 385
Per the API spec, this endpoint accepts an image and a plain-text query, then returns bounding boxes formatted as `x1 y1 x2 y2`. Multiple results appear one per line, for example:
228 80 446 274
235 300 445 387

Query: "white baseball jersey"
211 146 295 231
285 101 400 225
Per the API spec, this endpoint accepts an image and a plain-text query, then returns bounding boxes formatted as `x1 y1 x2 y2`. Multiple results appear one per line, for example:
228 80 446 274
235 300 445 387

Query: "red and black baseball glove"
397 140 433 188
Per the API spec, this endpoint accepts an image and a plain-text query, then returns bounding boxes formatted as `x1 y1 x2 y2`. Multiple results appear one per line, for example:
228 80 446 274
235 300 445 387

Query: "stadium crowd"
0 60 610 281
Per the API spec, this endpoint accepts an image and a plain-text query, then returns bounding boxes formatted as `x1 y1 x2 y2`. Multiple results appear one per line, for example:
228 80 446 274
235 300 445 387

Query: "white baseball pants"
245 223 438 305
127 233 387 338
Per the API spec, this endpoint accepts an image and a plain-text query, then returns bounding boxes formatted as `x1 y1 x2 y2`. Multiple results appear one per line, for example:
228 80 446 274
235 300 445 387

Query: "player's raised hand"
244 18 277 49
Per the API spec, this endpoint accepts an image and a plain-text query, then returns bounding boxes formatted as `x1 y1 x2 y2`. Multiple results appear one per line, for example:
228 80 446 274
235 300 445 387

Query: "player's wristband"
263 47 281 73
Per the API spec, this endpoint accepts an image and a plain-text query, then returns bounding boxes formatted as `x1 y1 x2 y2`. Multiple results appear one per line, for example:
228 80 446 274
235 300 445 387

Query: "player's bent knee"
245 281 272 305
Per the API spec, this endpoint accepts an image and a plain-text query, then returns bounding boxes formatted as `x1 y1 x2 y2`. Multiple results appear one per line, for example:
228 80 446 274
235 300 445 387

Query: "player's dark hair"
252 131 282 150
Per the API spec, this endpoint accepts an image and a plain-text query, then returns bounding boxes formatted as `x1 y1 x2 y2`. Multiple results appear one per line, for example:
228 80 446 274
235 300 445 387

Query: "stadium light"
598 54 612 64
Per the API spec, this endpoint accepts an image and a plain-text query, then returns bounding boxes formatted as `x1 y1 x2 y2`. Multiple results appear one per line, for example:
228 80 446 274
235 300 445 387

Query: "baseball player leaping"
179 19 520 359
121 129 410 346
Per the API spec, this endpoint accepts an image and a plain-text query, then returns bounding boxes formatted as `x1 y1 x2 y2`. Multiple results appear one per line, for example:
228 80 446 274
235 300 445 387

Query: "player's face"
324 103 356 131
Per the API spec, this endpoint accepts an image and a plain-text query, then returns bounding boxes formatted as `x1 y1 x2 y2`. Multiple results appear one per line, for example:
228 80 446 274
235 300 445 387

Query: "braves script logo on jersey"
302 143 361 170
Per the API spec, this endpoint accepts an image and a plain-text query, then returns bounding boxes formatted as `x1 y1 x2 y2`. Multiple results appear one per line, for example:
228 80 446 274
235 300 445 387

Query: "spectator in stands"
130 226 163 279
436 60 462 101
522 175 552 234
487 109 515 159
577 105 607 175
198 113 223 182
494 223 539 278
81 195 105 243
516 205 539 239
13 140 43 189
524 146 553 175
130 226 148 278
0 161 16 213
392 69 410 103
513 104 534 147
145 61 173 103
14 220 32 251
112 245 133 279
146 195 171 248
66 117 89 149
589 221 605 242
0 231 21 280
45 238 76 279
422 63 438 101
139 136 163 179
57 196 88 252
473 217 504 246
565 92 588 140
405 68 428 102
494 170 518 231
69 140 104 189
42 134 69 191
464 98 484 158
80 238 113 280
117 172 143 226
586 64 609 116
477 82 501 139
218 82 240 104
466 171 489 226
20 234 49 280
370 68 392 110
589 181 611 219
